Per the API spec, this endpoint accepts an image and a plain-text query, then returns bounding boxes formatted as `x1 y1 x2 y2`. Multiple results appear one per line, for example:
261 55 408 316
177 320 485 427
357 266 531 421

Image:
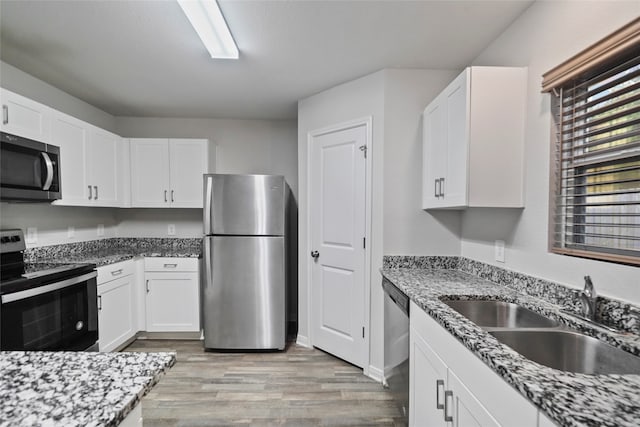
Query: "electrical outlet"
97 224 105 237
26 227 38 244
167 224 176 236
495 240 505 263
68 226 75 239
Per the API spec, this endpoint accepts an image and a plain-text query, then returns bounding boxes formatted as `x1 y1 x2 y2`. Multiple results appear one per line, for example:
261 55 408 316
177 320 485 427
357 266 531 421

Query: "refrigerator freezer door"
202 235 285 350
204 174 285 236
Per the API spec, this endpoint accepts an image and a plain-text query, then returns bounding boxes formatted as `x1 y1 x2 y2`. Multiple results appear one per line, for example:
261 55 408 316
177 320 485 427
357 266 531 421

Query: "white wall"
464 1 640 303
298 71 385 373
0 63 298 243
0 61 118 133
297 69 463 377
0 203 118 247
383 69 461 255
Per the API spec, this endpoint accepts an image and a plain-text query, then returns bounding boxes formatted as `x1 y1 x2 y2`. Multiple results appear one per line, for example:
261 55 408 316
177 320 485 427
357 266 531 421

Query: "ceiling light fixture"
177 0 239 59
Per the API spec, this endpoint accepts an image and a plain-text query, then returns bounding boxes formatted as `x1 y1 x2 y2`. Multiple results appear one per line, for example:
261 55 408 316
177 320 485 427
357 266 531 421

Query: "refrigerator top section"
204 174 287 236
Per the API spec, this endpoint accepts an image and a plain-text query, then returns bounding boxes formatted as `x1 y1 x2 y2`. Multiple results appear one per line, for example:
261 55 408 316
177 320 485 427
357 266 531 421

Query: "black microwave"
0 132 61 202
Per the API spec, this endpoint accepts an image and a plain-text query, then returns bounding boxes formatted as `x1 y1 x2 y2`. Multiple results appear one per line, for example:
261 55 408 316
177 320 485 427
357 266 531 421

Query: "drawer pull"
163 263 178 268
436 379 445 410
110 269 123 276
444 390 453 422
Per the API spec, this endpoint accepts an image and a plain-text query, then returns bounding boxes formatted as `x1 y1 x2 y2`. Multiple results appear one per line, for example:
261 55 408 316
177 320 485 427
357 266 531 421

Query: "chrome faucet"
580 276 597 320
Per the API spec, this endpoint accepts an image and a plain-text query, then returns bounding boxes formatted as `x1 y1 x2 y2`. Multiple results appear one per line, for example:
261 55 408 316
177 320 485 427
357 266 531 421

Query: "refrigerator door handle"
203 237 213 297
204 175 213 234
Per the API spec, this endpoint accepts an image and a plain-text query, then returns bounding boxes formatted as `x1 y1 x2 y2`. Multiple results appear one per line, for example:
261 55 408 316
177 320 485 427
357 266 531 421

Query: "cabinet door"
168 139 207 208
448 369 500 427
409 326 448 427
0 88 51 142
98 275 134 352
130 139 170 207
87 128 121 207
442 69 470 208
422 95 447 209
51 112 89 205
145 271 200 332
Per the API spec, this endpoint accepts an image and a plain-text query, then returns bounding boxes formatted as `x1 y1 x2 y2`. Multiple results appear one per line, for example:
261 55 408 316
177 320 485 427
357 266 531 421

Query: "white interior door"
310 123 367 368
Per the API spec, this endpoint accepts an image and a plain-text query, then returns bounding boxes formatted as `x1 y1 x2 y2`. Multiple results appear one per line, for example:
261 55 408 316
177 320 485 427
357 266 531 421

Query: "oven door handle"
41 152 55 191
1 271 97 304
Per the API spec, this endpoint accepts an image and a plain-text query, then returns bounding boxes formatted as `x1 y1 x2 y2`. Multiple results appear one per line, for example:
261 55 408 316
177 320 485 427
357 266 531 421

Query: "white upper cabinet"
0 88 52 142
130 138 208 208
51 111 123 207
422 66 527 209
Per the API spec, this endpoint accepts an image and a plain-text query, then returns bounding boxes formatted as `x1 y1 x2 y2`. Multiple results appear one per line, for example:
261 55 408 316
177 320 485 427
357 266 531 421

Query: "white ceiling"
0 0 533 120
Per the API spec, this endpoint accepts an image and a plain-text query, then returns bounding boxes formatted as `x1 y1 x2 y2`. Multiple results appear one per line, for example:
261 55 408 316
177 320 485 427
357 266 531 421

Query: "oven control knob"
75 321 84 331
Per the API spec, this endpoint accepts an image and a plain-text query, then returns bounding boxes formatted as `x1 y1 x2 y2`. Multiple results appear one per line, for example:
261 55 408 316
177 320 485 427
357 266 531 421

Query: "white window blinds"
545 19 640 265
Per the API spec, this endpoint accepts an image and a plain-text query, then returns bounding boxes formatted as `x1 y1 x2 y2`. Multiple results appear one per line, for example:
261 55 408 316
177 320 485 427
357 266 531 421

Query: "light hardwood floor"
124 340 404 427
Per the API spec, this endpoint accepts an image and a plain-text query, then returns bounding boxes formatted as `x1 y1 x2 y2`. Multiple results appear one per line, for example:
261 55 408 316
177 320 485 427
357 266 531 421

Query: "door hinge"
362 327 365 338
359 145 367 158
363 237 366 249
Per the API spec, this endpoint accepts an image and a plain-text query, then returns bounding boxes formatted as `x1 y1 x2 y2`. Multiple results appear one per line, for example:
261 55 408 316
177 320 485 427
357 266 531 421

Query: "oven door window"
1 282 97 351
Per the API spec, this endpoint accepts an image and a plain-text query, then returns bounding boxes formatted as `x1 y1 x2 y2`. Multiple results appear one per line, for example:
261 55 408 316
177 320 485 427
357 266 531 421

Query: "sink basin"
442 300 559 328
489 330 640 375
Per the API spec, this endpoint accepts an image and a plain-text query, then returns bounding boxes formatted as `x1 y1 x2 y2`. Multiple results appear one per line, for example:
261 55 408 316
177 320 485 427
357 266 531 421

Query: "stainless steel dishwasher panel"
383 278 409 425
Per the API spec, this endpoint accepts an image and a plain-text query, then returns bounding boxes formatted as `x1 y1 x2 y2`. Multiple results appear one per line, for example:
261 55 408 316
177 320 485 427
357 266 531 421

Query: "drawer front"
144 257 198 272
97 260 134 285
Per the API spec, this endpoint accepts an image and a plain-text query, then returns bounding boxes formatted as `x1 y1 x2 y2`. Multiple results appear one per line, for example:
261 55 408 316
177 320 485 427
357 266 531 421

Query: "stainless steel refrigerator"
202 174 288 350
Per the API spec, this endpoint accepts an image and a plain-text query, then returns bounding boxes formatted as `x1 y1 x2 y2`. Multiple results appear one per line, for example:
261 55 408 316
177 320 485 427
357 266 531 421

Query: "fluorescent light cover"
177 0 239 59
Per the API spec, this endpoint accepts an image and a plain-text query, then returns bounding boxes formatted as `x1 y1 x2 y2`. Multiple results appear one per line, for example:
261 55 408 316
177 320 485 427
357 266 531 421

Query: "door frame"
305 116 373 376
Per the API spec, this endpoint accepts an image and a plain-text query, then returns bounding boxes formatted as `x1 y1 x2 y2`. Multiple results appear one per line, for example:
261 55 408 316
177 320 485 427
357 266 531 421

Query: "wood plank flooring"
123 340 404 426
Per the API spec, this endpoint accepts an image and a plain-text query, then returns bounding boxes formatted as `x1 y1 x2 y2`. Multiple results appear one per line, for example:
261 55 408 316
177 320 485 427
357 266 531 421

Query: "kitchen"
1 1 639 426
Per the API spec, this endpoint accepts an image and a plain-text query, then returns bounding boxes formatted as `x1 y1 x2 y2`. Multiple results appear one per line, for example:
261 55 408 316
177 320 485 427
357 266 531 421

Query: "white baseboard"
367 364 384 383
295 334 311 348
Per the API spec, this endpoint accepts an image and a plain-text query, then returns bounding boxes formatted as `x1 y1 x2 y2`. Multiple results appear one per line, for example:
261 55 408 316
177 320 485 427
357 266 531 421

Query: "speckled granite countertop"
24 238 201 267
381 263 640 427
0 351 175 427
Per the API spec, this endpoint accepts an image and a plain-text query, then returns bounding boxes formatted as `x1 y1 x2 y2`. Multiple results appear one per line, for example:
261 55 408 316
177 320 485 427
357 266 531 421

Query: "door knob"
310 250 320 259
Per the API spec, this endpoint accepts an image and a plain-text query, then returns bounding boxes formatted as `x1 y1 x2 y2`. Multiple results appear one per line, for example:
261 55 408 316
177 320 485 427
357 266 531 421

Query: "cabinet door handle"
443 390 453 422
171 190 174 202
110 269 123 276
88 185 93 200
94 186 98 200
164 190 168 203
163 263 178 269
436 379 445 410
146 279 150 293
2 105 8 125
434 179 439 198
97 295 102 310
439 178 445 198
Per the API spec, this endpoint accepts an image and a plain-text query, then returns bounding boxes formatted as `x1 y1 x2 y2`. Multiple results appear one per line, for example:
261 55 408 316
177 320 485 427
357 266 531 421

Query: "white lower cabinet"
410 301 541 427
144 258 200 332
118 404 142 427
97 261 136 352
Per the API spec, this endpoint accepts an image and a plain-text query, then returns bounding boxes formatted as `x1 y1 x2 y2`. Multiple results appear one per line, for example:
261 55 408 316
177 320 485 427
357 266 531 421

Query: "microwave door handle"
1 271 97 304
40 152 54 191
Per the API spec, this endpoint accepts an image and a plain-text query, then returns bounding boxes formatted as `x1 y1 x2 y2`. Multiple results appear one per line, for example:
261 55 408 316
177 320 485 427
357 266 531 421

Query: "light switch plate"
26 227 38 244
167 224 176 236
68 226 75 239
495 240 505 263
97 224 105 237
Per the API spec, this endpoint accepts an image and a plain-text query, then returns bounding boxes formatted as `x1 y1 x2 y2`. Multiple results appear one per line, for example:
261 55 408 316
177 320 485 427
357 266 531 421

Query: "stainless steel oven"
0 132 61 202
0 230 98 351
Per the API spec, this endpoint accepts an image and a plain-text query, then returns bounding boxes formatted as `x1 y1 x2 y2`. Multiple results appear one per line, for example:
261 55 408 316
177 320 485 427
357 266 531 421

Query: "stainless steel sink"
489 330 640 375
442 300 559 328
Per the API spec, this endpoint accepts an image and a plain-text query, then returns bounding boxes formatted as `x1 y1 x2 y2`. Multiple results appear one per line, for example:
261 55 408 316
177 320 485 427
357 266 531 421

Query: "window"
543 18 640 265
